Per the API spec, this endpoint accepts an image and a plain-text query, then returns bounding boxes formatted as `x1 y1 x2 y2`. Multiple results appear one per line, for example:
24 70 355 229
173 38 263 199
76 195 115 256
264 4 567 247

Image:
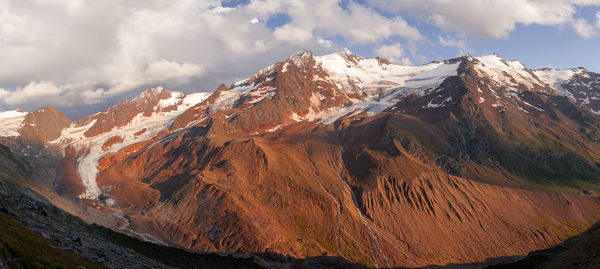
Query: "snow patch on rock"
533 68 586 99
0 110 28 137
52 89 210 199
475 55 543 90
315 53 459 98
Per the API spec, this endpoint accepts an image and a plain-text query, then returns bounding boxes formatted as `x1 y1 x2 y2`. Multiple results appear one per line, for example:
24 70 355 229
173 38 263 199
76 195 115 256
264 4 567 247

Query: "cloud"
318 38 334 48
145 61 204 86
597 12 600 27
572 18 598 39
247 0 423 43
207 6 234 14
2 81 65 106
103 60 205 97
374 43 412 65
0 0 598 116
375 43 404 58
0 0 324 112
0 88 8 100
437 36 468 50
1 0 424 115
437 35 471 56
274 24 314 43
367 0 600 39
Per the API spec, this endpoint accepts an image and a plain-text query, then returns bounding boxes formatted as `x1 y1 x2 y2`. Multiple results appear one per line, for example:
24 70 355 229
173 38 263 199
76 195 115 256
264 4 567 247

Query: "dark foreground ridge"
488 220 600 268
0 181 369 269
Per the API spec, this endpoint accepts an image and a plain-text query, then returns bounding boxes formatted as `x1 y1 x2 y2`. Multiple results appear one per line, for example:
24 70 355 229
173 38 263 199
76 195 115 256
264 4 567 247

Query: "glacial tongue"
50 87 211 199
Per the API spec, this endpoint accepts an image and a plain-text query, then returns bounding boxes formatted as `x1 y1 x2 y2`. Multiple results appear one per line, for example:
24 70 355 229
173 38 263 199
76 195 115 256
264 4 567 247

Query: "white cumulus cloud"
2 81 65 106
145 61 204 86
0 0 343 113
0 88 9 100
247 0 423 43
374 43 412 65
274 24 314 44
572 18 598 39
2 0 425 114
437 35 471 56
367 0 600 39
0 0 598 115
375 43 404 58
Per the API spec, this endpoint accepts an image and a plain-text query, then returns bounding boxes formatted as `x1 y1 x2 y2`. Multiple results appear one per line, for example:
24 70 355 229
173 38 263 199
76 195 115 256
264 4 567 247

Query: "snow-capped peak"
289 49 314 64
314 52 460 99
205 51 462 125
471 54 547 91
134 86 166 101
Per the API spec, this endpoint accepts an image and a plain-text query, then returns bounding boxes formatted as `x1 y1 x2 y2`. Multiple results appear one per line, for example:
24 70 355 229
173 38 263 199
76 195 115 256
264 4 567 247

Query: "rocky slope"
1 51 600 267
0 144 366 269
489 220 600 268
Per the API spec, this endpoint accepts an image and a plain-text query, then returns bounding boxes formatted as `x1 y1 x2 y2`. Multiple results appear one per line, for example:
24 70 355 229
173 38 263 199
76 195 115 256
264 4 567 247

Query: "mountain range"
1 50 600 268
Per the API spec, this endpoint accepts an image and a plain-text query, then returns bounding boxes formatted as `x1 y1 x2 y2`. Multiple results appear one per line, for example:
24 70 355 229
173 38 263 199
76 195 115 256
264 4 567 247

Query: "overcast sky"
1 0 600 118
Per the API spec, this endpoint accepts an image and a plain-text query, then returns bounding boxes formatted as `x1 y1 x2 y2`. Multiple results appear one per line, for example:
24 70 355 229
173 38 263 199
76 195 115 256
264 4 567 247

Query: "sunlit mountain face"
2 1 600 268
1 50 600 268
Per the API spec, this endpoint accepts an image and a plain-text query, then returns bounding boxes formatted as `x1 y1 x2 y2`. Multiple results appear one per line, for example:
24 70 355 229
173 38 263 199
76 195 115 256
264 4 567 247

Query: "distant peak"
289 49 313 63
443 55 472 64
216 84 230 92
143 86 165 95
134 87 168 101
39 106 57 111
34 106 62 115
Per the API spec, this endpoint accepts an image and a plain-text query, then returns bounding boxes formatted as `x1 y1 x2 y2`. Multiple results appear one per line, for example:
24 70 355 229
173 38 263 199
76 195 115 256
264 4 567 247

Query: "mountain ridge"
1 51 600 267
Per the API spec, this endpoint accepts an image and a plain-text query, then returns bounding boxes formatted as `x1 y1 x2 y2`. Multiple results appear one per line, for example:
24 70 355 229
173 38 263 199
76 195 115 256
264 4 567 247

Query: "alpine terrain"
2 51 600 268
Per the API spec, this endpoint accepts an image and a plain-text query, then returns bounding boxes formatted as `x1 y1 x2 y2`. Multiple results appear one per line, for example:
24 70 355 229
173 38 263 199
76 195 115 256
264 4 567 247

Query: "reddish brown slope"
172 51 349 132
92 117 600 267
19 106 72 144
392 58 600 190
45 53 600 267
